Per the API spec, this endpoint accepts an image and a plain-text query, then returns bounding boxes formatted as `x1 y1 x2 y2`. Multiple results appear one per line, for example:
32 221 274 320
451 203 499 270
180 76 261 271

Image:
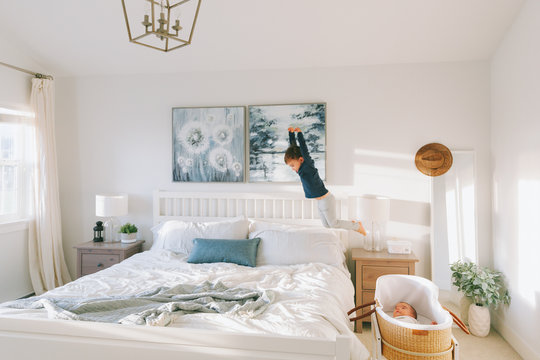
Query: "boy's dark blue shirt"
289 131 328 199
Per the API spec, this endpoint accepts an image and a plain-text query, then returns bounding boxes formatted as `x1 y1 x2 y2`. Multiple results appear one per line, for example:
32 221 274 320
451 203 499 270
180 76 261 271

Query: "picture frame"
248 103 326 182
172 106 245 182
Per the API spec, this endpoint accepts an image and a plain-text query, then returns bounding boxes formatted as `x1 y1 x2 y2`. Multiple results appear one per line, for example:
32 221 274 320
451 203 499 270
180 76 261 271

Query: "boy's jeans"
317 192 357 231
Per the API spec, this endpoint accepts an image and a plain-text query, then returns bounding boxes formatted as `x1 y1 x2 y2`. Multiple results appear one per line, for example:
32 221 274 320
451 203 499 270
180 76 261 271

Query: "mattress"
0 249 368 359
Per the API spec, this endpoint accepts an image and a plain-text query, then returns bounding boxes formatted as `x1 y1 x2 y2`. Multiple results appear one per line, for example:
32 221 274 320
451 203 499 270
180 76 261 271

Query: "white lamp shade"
96 194 128 217
355 195 390 222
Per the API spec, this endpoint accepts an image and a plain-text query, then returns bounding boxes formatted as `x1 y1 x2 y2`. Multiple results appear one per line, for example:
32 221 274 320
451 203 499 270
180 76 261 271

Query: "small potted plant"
119 223 138 244
450 260 511 337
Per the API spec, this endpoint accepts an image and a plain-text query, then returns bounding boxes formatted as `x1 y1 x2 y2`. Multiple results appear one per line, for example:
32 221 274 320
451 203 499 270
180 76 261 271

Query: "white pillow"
249 219 346 251
248 219 304 233
249 227 346 268
151 216 249 254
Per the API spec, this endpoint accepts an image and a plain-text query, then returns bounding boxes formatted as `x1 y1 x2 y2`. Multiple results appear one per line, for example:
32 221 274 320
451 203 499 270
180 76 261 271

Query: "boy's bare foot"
353 220 367 235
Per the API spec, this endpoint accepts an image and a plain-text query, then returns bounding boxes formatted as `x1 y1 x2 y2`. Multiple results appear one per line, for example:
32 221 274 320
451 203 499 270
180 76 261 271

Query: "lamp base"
103 217 120 242
363 221 383 251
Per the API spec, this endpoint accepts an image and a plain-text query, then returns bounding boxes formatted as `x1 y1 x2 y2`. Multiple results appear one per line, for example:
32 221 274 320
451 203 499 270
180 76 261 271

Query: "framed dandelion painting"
172 106 245 182
248 103 326 182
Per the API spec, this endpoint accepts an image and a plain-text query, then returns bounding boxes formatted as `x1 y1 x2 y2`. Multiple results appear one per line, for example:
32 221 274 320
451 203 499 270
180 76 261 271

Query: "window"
0 107 34 223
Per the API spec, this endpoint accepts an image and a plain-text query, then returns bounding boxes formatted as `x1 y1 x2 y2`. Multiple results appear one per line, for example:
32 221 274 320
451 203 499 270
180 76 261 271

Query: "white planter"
468 303 490 337
120 232 137 244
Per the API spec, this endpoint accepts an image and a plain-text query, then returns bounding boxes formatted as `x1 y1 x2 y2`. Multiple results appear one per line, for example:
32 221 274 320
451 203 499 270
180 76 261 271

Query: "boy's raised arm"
296 131 312 161
288 128 297 146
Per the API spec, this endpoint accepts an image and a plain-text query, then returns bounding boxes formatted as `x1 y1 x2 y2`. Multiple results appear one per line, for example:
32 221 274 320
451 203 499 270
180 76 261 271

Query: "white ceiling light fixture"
121 0 202 52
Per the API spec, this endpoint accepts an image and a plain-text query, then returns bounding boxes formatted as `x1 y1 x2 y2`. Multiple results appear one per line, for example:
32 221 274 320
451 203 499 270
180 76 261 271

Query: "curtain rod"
0 60 53 80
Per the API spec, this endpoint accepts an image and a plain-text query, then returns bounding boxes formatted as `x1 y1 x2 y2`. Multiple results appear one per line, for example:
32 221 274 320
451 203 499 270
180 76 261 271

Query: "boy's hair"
284 145 302 163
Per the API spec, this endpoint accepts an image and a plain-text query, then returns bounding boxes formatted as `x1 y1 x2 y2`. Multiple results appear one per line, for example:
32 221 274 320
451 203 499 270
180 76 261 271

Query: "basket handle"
443 306 470 334
347 301 376 322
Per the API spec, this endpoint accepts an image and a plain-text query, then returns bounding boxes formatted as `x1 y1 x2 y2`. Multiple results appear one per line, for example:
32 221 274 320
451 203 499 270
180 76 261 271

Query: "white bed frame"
153 190 350 226
0 190 355 360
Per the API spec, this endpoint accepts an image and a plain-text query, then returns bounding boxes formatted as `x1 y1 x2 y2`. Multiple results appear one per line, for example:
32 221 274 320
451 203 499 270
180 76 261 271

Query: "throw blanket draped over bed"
2 281 275 326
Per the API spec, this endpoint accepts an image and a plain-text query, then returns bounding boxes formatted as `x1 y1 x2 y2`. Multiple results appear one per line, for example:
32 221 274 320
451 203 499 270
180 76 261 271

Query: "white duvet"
0 249 368 359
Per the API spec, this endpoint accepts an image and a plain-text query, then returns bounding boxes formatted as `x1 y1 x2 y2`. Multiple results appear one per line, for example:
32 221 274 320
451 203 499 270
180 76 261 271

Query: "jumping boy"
285 127 366 235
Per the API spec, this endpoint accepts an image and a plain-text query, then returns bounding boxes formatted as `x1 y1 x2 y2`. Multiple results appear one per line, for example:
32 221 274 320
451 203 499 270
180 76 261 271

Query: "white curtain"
28 78 71 295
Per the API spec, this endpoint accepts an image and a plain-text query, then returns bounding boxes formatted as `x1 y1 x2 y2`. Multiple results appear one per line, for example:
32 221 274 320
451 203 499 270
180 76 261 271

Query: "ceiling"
0 0 524 78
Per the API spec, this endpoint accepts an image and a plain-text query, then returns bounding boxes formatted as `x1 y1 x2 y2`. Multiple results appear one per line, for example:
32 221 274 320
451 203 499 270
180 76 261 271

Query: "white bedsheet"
0 249 368 359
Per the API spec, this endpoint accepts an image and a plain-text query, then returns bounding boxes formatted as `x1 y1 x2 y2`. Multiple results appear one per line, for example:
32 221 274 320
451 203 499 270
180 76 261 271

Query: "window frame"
0 107 34 225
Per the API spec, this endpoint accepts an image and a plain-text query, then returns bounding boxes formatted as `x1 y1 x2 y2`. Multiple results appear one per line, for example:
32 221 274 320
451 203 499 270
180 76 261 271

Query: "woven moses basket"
349 275 467 360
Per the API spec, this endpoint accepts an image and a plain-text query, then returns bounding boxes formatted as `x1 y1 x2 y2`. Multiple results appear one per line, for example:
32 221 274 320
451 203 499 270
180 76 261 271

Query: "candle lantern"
93 221 104 242
121 0 201 52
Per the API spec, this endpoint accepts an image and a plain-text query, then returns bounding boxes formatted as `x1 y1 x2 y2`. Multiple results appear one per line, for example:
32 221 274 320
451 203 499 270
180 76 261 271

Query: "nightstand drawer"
75 240 145 278
362 265 409 290
81 254 120 275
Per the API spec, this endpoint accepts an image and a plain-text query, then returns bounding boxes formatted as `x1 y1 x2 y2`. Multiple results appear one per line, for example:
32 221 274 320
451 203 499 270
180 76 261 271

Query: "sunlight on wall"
438 152 477 265
0 107 33 117
461 185 476 261
352 148 432 278
353 148 430 202
493 181 499 214
446 184 476 263
518 179 540 308
354 148 411 160
445 189 458 262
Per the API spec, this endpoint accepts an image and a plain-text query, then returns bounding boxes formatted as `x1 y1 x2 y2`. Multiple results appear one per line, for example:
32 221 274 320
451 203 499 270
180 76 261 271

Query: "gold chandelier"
121 0 202 52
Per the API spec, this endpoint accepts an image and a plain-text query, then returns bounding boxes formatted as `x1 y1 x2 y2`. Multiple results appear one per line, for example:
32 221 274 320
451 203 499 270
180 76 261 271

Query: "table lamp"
354 195 390 251
96 194 128 242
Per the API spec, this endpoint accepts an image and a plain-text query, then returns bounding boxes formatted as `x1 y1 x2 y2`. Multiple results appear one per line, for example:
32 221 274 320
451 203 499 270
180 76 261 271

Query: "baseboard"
492 311 540 360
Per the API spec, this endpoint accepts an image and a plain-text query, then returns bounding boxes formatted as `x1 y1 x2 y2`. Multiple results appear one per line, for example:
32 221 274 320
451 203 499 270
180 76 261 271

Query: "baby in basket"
393 302 437 325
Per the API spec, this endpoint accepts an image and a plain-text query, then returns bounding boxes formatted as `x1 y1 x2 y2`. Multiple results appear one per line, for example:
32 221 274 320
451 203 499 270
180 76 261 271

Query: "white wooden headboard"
153 190 350 226
154 189 352 246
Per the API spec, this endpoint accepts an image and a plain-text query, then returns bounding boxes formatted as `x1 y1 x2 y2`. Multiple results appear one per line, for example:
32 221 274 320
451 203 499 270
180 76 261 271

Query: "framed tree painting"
248 103 326 182
172 106 245 182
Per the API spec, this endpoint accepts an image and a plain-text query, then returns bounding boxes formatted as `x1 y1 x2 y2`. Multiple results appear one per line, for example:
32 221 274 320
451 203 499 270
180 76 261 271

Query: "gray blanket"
2 281 275 326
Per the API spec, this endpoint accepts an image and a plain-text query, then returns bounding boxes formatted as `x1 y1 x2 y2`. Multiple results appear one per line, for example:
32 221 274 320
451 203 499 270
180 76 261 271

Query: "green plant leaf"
449 260 511 309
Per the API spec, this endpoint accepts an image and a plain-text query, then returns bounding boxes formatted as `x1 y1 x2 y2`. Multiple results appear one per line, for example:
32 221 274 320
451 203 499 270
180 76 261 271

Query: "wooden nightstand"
74 240 144 278
352 248 419 332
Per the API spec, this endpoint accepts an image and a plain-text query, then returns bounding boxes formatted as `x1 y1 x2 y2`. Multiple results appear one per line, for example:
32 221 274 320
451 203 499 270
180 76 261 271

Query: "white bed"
0 191 368 360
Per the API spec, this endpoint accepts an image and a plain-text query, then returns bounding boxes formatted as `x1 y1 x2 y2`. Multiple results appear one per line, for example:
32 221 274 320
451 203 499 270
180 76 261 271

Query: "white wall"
0 34 46 300
55 61 491 283
0 40 35 111
491 1 540 359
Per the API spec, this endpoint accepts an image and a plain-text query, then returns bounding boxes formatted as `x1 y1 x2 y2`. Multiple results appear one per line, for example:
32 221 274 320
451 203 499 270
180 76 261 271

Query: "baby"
393 302 419 324
393 302 437 325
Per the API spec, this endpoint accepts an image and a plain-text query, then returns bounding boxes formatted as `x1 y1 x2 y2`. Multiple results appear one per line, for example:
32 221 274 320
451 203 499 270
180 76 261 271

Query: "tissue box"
387 240 412 254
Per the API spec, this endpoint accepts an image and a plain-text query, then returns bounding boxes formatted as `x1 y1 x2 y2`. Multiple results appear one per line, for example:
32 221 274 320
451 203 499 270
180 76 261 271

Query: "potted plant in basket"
119 223 138 244
450 260 511 337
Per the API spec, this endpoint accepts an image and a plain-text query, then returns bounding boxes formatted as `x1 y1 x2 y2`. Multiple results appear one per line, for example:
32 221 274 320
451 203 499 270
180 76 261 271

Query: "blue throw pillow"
187 238 261 267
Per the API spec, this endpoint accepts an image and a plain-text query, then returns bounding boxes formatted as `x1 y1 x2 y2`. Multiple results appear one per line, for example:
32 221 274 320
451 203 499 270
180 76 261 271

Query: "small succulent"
119 223 138 234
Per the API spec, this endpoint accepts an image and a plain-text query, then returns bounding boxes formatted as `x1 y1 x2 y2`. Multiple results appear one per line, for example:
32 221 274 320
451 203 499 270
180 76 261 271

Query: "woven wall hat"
415 143 453 176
